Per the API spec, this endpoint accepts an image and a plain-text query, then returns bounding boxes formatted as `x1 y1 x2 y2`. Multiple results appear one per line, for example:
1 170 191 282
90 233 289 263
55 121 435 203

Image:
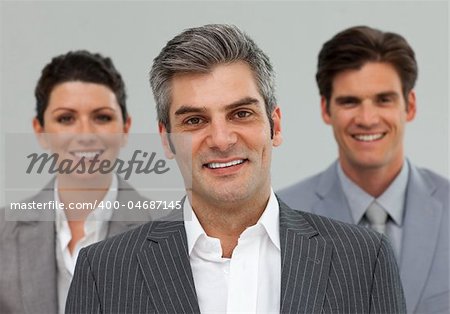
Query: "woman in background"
0 51 150 314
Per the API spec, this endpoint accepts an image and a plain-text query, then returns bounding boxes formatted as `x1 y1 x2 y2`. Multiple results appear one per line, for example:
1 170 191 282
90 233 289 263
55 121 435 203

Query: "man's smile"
352 132 386 142
204 159 247 169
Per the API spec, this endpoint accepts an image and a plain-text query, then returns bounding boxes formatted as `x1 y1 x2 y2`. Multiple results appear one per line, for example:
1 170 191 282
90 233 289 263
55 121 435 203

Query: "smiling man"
66 24 405 313
279 26 449 313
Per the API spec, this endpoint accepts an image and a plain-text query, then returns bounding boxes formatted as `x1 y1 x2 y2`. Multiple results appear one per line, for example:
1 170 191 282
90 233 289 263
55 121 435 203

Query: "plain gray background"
1 1 448 207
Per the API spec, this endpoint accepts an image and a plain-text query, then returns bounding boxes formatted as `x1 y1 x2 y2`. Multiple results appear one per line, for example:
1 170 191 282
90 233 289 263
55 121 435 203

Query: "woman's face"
33 81 131 181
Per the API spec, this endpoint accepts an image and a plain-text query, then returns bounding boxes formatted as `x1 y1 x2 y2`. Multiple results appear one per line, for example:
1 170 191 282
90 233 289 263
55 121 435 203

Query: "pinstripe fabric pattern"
279 203 405 313
278 161 449 313
66 199 405 313
0 178 151 314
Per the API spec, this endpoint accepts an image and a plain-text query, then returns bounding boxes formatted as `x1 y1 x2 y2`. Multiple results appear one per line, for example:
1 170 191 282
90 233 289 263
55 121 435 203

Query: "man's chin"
193 188 252 206
348 157 388 171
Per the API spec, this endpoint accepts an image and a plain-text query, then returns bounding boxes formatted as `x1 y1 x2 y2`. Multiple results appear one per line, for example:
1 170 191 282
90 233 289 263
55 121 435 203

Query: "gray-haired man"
66 24 405 313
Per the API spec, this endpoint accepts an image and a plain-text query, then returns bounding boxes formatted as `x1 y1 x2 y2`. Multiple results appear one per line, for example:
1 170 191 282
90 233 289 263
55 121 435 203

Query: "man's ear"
32 117 50 149
321 96 332 125
159 122 175 159
271 106 282 147
406 90 417 122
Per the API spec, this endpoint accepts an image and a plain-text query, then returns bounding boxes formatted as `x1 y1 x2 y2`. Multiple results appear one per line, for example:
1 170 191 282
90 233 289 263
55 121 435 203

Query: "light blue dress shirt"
337 160 410 259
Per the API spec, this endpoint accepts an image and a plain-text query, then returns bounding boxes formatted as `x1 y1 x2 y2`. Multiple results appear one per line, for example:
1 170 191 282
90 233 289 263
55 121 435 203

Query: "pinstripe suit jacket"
278 161 449 313
0 178 151 314
66 199 405 313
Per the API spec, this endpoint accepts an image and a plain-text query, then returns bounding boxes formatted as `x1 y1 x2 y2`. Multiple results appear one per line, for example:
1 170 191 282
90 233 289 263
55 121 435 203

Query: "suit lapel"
400 165 443 313
313 162 354 223
135 199 335 313
278 200 333 313
137 215 200 314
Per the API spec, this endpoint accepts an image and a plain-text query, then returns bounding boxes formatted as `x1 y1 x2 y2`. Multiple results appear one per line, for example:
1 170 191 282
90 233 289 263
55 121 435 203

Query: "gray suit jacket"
66 200 405 313
278 161 449 314
0 178 151 314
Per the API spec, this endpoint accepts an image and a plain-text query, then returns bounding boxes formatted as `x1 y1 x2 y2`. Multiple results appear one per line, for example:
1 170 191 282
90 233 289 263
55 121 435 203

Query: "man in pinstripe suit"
66 24 405 313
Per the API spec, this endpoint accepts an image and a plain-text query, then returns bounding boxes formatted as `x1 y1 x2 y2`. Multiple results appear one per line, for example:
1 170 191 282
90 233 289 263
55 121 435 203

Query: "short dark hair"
35 50 128 126
316 25 418 112
150 24 276 134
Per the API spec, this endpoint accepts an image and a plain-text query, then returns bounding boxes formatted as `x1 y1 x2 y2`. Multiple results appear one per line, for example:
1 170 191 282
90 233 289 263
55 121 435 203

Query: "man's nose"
354 101 380 127
205 119 237 151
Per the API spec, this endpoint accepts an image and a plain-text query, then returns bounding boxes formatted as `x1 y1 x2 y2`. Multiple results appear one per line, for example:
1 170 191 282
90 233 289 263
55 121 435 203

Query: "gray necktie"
365 201 388 234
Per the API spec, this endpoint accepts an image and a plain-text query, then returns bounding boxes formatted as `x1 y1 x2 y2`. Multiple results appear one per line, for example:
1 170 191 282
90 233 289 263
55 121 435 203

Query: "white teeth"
354 134 384 142
207 159 244 169
72 151 102 159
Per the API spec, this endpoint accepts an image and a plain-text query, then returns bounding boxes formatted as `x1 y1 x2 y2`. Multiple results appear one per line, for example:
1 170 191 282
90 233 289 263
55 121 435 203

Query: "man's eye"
379 97 392 104
185 117 203 125
336 98 358 107
235 111 251 118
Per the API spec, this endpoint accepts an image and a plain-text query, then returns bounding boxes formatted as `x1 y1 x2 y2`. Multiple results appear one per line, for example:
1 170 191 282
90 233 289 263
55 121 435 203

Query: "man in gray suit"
279 26 449 313
0 51 150 314
67 24 405 313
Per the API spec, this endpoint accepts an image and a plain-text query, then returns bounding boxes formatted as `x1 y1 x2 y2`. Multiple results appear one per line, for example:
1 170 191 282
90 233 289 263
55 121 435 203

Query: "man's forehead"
168 62 264 113
173 97 262 116
330 62 403 97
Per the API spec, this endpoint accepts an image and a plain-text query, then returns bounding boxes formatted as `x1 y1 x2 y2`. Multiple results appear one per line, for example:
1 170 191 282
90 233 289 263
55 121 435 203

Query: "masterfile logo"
4 133 192 221
26 150 170 180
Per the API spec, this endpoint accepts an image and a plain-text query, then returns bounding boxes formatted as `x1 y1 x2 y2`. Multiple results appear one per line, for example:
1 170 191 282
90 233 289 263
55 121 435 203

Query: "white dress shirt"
184 190 281 314
54 175 117 314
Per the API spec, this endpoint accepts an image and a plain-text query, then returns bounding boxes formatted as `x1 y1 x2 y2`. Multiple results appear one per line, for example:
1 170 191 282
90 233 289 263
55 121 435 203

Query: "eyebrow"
334 91 400 103
50 107 117 114
334 95 361 104
376 91 399 99
51 108 76 114
92 107 117 113
224 97 260 112
174 97 260 116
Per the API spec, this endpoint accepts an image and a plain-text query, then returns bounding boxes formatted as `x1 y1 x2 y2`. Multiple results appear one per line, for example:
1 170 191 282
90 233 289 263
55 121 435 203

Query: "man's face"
33 81 131 181
321 62 416 176
159 61 282 208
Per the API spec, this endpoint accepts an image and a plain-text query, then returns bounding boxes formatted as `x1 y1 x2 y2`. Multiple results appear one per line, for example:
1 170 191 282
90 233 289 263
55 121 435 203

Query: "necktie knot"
365 201 387 234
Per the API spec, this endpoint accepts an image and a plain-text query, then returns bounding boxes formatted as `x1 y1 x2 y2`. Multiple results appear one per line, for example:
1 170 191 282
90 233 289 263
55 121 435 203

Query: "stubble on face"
165 62 282 218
